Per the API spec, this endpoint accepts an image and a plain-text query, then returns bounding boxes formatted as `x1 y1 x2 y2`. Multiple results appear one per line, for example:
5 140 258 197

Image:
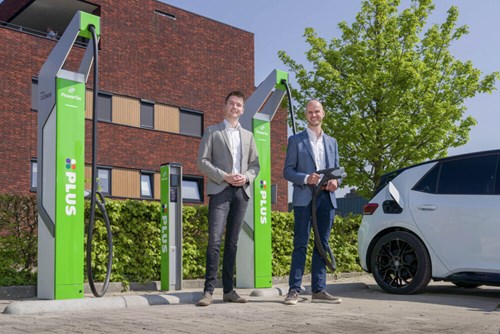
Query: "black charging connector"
86 24 113 297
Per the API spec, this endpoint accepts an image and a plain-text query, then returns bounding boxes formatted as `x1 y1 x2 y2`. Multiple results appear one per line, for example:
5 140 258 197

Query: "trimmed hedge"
0 195 362 286
0 194 38 286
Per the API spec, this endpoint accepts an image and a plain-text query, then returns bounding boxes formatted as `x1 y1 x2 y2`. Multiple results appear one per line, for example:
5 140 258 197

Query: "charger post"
160 162 183 291
236 70 289 288
36 11 100 300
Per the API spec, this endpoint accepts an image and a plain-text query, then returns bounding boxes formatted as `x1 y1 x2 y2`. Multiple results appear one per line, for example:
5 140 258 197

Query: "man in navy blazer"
283 99 342 305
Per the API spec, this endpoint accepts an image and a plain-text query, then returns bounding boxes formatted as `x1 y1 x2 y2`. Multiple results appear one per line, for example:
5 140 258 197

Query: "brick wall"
0 0 289 212
0 0 32 22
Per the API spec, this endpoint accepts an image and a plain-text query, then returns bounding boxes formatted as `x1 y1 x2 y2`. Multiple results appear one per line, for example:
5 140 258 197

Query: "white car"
358 149 500 294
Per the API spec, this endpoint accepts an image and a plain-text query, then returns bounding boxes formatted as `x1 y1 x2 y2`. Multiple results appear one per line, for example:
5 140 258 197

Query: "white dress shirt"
224 119 242 174
304 127 326 185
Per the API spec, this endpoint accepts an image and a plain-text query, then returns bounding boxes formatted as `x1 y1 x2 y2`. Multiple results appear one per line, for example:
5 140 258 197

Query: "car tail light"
363 203 379 215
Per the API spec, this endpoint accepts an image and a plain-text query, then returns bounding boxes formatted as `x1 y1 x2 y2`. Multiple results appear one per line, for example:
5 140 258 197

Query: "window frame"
96 92 113 122
31 77 38 111
97 166 112 196
140 170 155 199
30 158 38 192
140 99 155 129
182 175 204 203
179 108 203 138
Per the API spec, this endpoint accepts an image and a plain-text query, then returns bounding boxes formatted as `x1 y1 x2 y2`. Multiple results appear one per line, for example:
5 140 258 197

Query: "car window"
413 164 440 193
437 155 498 195
374 170 402 195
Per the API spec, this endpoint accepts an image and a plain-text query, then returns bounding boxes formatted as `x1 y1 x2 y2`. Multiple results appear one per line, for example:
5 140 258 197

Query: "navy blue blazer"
283 130 340 208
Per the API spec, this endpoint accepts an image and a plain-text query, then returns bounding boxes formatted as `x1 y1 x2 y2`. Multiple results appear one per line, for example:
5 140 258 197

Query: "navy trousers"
289 191 335 293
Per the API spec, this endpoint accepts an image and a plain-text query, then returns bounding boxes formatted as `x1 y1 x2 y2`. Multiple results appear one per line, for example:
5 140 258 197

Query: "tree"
278 0 499 198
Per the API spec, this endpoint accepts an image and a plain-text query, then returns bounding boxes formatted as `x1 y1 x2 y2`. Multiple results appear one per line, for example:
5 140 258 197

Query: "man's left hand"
325 179 338 192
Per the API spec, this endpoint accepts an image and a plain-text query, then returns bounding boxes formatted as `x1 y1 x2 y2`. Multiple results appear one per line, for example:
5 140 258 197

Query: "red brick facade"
0 0 289 212
0 0 32 22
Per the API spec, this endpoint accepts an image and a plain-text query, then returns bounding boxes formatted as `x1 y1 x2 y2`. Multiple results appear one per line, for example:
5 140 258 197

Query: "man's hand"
224 173 247 187
307 173 321 185
325 179 338 192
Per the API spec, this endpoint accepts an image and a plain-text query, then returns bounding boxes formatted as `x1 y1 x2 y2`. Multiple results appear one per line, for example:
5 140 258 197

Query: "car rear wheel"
370 231 431 294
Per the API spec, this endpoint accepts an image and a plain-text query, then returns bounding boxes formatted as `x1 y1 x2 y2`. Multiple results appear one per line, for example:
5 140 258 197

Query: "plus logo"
259 180 268 224
65 158 77 216
161 204 168 252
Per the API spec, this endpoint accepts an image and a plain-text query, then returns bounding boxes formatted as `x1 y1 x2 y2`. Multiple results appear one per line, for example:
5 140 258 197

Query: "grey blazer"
197 121 260 198
283 130 340 208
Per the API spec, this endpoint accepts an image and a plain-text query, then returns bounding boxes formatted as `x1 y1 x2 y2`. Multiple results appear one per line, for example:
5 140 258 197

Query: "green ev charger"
160 163 183 291
37 11 100 300
236 70 289 288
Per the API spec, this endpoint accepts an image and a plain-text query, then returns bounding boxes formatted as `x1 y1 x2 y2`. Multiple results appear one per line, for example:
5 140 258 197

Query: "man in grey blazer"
283 99 342 305
196 91 260 306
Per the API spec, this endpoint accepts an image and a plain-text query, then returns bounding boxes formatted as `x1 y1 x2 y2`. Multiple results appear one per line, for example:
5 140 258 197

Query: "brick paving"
1 275 499 334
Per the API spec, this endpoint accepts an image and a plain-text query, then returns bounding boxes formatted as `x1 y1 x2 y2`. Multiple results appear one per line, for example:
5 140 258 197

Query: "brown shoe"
196 292 213 306
283 290 299 305
311 291 342 304
223 290 247 303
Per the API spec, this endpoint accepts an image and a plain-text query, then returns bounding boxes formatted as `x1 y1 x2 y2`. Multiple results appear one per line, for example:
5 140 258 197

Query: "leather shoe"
223 290 247 303
196 291 213 306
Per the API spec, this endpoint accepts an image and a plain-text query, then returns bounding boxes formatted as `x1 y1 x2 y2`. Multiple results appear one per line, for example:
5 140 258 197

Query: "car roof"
374 149 500 195
384 149 500 176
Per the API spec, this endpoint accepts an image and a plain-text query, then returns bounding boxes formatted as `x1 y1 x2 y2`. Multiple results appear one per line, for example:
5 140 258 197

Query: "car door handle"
417 205 437 211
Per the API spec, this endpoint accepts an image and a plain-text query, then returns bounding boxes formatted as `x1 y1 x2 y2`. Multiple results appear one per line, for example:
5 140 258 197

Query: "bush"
85 199 162 286
182 205 209 279
0 194 362 286
0 194 38 286
271 211 362 276
82 201 363 283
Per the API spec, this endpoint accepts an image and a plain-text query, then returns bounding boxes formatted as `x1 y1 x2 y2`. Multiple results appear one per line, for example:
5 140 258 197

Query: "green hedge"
0 194 362 286
0 194 38 286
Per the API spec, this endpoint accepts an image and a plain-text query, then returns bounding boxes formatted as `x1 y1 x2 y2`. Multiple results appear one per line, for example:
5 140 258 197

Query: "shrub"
0 194 362 286
0 194 38 286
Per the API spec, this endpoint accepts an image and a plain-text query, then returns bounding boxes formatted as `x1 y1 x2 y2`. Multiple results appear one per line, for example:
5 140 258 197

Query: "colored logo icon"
260 180 267 189
66 158 76 170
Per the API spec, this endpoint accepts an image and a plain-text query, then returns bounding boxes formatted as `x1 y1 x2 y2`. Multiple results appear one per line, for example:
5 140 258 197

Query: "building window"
271 184 277 204
180 108 203 137
97 167 111 195
141 172 154 198
182 175 204 203
30 159 37 191
140 100 154 128
97 93 112 122
31 78 38 111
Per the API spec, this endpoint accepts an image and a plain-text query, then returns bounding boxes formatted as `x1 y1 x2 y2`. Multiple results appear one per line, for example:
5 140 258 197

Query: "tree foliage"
279 0 499 197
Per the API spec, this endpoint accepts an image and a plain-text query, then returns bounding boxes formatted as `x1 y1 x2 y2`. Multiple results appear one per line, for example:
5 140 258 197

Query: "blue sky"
163 0 499 158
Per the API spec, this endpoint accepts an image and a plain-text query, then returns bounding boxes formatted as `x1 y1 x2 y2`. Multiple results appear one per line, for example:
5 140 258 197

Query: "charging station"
236 70 289 288
36 11 100 300
160 163 183 291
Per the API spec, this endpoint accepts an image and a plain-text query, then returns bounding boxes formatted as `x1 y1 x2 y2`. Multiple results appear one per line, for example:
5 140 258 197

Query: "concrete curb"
3 283 370 315
2 273 370 315
1 272 366 299
4 297 127 315
3 291 205 315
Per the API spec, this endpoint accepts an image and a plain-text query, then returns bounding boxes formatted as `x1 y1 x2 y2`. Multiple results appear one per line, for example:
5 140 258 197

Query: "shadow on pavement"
326 279 500 312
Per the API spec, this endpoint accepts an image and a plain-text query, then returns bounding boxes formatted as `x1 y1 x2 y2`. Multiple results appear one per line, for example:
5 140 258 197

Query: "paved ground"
1 275 499 333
